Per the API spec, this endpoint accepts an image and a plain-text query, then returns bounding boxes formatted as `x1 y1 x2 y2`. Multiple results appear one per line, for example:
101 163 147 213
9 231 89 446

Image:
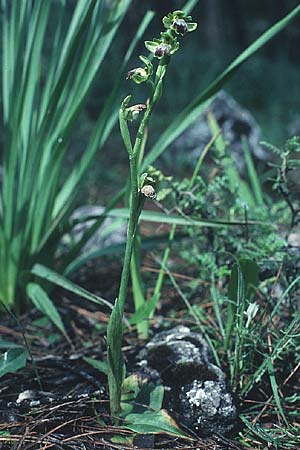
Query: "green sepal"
145 40 160 54
127 68 148 84
127 55 153 84
121 95 132 111
187 22 197 32
160 31 179 53
139 55 153 73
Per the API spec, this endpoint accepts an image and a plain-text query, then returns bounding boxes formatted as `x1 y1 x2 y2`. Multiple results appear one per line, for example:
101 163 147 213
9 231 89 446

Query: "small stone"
16 390 35 404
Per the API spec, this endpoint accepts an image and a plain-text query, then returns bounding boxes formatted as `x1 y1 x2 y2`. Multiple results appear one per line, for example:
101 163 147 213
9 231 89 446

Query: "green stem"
117 154 140 317
153 223 176 298
107 152 142 419
108 58 171 415
190 130 221 188
129 61 169 339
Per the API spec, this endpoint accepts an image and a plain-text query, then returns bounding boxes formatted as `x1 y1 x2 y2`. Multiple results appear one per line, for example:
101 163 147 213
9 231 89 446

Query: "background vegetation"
0 2 300 449
79 0 300 204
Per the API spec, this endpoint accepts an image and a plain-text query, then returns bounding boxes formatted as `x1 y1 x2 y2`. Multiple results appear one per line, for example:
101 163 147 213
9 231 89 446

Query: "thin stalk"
129 58 169 338
153 223 176 298
107 106 145 418
131 235 148 337
130 121 148 337
190 130 221 187
116 156 140 317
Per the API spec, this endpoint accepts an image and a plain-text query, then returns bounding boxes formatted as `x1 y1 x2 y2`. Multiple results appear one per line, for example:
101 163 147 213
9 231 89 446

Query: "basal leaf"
124 410 191 438
84 357 108 375
0 348 27 378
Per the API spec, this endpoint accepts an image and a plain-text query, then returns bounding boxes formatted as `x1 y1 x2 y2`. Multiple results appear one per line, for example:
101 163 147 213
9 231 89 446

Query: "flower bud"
141 185 156 199
126 67 148 84
123 104 146 121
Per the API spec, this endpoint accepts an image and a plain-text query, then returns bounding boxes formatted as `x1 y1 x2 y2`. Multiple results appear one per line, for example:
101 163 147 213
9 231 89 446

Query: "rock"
68 205 127 253
172 90 266 172
287 114 300 137
287 232 300 248
138 326 236 437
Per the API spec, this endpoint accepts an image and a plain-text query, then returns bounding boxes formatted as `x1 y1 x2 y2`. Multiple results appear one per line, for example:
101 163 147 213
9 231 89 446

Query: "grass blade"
26 282 67 337
242 136 265 207
107 208 272 227
31 264 113 310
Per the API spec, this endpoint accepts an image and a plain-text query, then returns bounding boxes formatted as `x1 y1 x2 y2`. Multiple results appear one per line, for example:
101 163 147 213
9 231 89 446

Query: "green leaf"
225 258 259 351
267 359 288 426
241 317 300 396
124 410 191 438
31 264 113 310
64 232 187 276
207 112 256 207
107 208 271 227
110 436 134 444
0 348 27 378
26 282 66 336
107 298 126 416
129 293 159 325
182 0 199 15
121 374 164 417
228 258 259 303
121 373 142 417
242 136 265 207
84 357 108 375
0 0 146 310
0 340 23 349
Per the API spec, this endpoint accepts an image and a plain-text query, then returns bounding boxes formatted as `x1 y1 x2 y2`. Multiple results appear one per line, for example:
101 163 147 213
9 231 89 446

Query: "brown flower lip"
173 18 188 35
126 69 136 80
130 104 147 112
126 68 147 80
154 44 170 58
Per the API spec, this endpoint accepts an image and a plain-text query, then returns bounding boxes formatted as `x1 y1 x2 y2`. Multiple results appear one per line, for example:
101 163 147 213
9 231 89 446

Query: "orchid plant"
106 9 197 419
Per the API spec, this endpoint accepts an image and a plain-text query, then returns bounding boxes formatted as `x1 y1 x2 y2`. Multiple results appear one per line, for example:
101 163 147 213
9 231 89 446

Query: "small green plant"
264 136 300 228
